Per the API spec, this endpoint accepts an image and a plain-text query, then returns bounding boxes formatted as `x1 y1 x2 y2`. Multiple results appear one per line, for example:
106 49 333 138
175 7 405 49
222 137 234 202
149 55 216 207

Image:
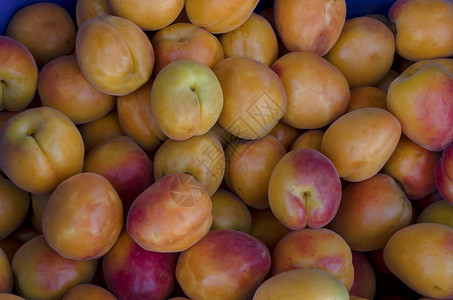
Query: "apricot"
75 0 112 27
210 188 252 233
219 13 278 67
271 51 350 129
346 86 388 112
42 173 123 260
291 130 324 152
417 199 453 227
75 15 154 96
328 173 413 251
272 228 354 291
62 284 116 300
268 121 303 152
6 3 76 67
324 16 395 88
384 223 453 299
0 249 12 294
185 0 259 34
321 107 401 182
253 268 349 299
273 0 346 56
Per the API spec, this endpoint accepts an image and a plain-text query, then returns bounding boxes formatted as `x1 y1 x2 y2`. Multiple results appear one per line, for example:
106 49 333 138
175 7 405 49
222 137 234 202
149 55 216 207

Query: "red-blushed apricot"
249 208 291 255
435 140 453 205
417 199 453 227
75 0 112 27
349 250 376 300
152 23 224 76
321 107 401 182
253 268 349 300
153 131 225 196
389 0 453 61
220 13 278 67
5 3 76 67
127 173 212 253
224 134 286 209
103 230 178 300
210 188 252 233
387 61 453 152
268 148 342 230
268 121 303 152
384 223 453 299
382 135 441 200
291 130 324 152
328 173 413 251
62 284 116 300
0 249 12 294
185 0 259 34
214 56 286 140
42 173 123 260
117 79 166 152
0 175 30 240
0 36 38 112
0 107 85 195
11 235 98 300
78 111 125 154
176 229 271 300
273 0 346 56
271 51 350 130
346 86 388 112
107 0 184 31
324 16 395 88
76 15 154 96
272 228 354 291
151 60 223 141
38 55 116 125
83 135 154 214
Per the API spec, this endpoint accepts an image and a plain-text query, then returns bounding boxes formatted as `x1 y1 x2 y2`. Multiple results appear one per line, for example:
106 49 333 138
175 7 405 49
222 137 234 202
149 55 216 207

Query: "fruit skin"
271 228 354 291
324 16 395 88
346 86 388 112
152 22 224 76
153 131 225 196
0 249 13 294
117 79 166 152
176 229 271 300
0 175 30 240
83 135 154 214
151 60 223 141
37 55 116 125
383 223 453 299
253 268 349 300
75 0 112 27
210 188 252 233
389 0 453 61
0 107 84 195
349 250 377 300
321 107 401 182
434 142 453 205
382 135 441 200
214 56 286 140
271 51 350 130
62 284 117 300
75 15 154 96
5 3 76 67
103 229 178 300
184 0 259 34
224 134 286 209
42 172 123 261
126 173 212 253
387 61 453 152
291 130 324 152
219 13 278 67
273 0 346 56
0 36 38 112
107 0 184 31
327 173 413 251
268 148 342 230
11 235 98 300
417 199 453 227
